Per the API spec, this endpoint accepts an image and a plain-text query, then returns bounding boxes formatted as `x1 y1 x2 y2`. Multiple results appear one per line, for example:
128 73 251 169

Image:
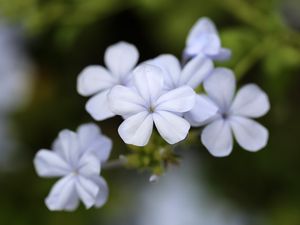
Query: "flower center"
149 105 155 113
221 112 229 120
72 169 79 176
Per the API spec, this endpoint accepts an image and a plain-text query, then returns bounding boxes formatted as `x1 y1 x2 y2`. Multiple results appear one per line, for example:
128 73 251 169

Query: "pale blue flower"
77 42 139 121
34 123 111 211
109 64 196 146
183 17 231 61
189 68 270 157
148 54 218 126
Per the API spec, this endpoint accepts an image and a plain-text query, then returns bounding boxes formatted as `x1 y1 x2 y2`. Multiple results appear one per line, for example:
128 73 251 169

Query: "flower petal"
148 54 181 89
201 119 233 157
56 130 80 167
187 34 221 56
34 149 70 177
77 66 116 96
204 68 236 110
92 176 109 208
179 54 213 88
231 84 270 118
184 94 218 126
78 152 101 177
133 64 164 104
155 86 196 113
153 111 190 144
45 175 77 211
76 176 99 209
211 48 232 61
86 89 115 121
118 111 153 146
104 41 139 79
109 85 146 117
77 123 112 162
186 17 217 44
230 116 268 152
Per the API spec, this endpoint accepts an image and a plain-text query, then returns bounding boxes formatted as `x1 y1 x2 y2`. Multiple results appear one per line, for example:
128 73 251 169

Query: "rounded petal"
77 123 112 162
153 111 190 144
34 149 71 177
201 119 233 157
148 54 181 89
186 17 218 46
108 85 146 116
185 34 221 57
76 176 99 209
118 111 153 146
77 66 116 96
104 41 139 79
230 116 268 152
78 152 101 177
179 54 214 88
133 64 164 103
63 193 80 212
204 68 236 110
77 123 103 148
155 86 196 113
92 176 109 208
184 94 218 127
230 84 270 118
45 175 77 211
86 89 115 121
88 136 112 163
56 130 80 166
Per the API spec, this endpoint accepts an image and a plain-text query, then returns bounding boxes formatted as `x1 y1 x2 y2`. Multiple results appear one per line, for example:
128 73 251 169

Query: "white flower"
183 17 231 61
148 54 218 125
77 41 139 121
189 68 270 157
34 123 112 211
108 64 196 146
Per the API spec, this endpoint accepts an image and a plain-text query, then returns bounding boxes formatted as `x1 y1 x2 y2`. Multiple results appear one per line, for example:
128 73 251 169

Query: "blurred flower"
190 68 270 157
34 123 111 211
0 20 33 169
183 17 231 62
0 21 33 114
137 155 247 225
77 41 139 121
109 64 196 146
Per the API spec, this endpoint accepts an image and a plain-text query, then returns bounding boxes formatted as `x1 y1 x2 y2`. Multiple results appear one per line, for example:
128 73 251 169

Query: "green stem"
102 156 127 170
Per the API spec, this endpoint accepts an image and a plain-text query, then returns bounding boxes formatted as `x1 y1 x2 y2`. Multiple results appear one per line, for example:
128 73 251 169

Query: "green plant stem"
102 156 127 170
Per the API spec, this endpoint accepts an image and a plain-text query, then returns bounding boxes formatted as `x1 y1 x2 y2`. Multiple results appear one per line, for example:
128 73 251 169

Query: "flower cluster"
34 17 270 211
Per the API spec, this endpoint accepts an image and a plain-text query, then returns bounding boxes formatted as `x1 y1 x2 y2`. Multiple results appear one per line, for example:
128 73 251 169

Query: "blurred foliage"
126 132 180 176
0 0 300 225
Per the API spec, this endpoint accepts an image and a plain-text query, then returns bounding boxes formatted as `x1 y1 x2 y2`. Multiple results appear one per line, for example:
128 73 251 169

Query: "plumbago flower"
34 123 112 211
77 41 139 121
108 64 196 146
183 17 231 61
190 68 270 157
148 54 219 124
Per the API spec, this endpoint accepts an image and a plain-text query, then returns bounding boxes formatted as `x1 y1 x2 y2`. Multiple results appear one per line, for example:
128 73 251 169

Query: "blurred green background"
0 0 300 224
